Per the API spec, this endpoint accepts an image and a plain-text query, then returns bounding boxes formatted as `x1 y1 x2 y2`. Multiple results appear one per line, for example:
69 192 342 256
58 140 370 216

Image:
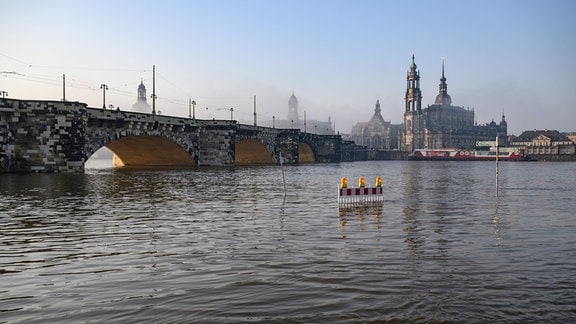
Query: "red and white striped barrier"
338 177 383 208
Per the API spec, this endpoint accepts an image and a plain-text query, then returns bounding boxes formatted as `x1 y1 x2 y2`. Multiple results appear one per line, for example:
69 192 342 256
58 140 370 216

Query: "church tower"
137 79 147 102
405 54 422 112
132 79 151 113
403 54 423 152
434 58 452 107
287 91 299 122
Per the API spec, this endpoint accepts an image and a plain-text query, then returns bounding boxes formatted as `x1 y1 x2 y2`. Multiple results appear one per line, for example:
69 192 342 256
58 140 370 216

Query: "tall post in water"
496 134 499 197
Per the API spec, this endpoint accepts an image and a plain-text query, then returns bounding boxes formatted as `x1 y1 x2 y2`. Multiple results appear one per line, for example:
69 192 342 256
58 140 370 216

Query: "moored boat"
409 148 527 161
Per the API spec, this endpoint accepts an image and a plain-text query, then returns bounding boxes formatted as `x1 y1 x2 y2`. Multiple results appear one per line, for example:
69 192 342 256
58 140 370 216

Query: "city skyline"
1 0 575 135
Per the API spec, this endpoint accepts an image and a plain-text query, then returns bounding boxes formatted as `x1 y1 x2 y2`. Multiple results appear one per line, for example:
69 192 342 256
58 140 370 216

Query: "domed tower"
132 79 151 112
137 79 147 102
434 58 452 107
287 91 299 122
405 54 422 112
403 54 423 152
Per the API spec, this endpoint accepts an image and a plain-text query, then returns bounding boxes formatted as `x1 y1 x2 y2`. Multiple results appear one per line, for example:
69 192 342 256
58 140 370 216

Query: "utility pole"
151 65 156 115
100 84 108 109
253 95 257 126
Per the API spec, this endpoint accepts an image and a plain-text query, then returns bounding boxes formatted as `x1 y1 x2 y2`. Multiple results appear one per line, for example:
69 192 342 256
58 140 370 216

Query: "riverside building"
402 55 507 152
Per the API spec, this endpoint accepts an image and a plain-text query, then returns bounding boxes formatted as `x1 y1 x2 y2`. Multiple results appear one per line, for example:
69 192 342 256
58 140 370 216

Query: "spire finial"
409 52 417 71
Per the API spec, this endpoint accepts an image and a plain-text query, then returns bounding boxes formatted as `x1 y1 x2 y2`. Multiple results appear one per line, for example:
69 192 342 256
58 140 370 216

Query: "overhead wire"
1 52 270 116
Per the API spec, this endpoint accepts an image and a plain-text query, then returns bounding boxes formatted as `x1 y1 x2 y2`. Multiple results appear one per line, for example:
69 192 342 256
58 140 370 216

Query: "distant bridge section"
0 98 342 173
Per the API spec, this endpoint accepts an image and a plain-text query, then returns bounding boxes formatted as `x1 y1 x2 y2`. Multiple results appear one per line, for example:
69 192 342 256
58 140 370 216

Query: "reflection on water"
338 205 383 237
1 161 576 322
492 194 503 247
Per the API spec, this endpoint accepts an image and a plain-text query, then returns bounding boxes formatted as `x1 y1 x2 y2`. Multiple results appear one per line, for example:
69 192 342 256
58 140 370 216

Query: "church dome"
435 92 452 106
409 54 417 71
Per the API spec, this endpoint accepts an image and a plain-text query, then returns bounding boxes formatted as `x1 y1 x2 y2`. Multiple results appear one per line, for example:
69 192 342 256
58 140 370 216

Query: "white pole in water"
496 135 499 197
279 152 287 196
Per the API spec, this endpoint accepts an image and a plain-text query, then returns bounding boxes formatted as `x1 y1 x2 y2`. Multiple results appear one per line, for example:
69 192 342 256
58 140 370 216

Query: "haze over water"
1 161 575 322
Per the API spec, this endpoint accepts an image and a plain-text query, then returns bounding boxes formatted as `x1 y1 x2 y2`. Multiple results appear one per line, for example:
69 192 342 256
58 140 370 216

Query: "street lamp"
273 116 275 128
189 98 196 119
291 119 294 129
230 107 234 121
0 90 8 98
100 84 108 109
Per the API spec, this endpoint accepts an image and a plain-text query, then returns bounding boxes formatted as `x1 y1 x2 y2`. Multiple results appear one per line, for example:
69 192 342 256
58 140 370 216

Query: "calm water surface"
1 161 575 322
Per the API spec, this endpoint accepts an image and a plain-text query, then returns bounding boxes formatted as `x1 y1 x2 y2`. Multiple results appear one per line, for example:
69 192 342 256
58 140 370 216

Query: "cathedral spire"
434 57 452 106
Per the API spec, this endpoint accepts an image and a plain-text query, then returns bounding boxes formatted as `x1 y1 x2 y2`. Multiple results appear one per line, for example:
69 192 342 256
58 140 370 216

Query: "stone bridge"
0 98 342 173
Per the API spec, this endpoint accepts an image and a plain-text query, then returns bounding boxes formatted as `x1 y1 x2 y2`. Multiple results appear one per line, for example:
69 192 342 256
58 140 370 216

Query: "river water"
1 160 575 323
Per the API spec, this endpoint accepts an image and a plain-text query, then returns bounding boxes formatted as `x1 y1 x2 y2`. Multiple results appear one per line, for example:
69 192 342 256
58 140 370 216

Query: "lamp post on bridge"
100 84 108 109
0 90 8 98
230 107 234 121
189 98 196 119
273 116 275 128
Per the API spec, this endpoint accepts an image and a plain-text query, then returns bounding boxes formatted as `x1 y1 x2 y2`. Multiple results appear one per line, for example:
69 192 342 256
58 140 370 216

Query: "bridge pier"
0 99 87 173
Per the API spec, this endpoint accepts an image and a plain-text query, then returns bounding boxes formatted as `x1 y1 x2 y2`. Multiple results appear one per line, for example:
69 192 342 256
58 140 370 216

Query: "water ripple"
1 162 576 322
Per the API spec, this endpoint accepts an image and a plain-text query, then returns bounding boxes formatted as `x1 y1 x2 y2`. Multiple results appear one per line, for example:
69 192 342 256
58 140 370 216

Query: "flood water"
1 161 575 322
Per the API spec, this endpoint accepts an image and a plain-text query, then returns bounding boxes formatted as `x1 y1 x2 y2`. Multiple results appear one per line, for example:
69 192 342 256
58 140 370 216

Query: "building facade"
267 92 335 135
349 100 400 149
510 130 575 157
402 55 507 152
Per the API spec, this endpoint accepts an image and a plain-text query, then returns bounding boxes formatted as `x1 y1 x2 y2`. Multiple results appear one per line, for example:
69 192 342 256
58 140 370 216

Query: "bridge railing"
85 107 238 127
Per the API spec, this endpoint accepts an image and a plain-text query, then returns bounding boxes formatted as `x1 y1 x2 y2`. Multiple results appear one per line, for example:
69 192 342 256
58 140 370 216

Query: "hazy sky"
1 0 575 134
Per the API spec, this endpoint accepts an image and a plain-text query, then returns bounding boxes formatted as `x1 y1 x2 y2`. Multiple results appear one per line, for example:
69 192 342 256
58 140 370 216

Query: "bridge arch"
235 139 275 165
85 126 198 168
105 135 196 167
298 142 316 163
